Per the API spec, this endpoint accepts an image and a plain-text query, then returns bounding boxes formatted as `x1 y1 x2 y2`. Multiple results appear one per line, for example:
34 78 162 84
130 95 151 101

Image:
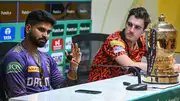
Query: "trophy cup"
143 14 179 84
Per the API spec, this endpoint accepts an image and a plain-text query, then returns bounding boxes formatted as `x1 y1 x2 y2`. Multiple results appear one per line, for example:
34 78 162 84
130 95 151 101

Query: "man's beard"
28 32 47 48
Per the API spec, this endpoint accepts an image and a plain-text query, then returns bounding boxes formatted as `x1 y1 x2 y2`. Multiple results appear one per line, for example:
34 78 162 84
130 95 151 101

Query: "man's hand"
66 43 81 80
66 43 81 70
173 64 180 72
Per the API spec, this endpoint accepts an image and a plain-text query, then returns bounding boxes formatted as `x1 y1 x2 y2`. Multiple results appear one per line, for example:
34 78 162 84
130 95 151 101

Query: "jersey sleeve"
103 39 127 59
2 53 26 98
49 56 65 89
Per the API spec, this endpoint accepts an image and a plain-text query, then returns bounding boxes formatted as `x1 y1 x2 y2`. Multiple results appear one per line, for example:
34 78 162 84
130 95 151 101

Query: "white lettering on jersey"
45 77 50 87
27 77 33 86
27 77 50 87
34 78 39 87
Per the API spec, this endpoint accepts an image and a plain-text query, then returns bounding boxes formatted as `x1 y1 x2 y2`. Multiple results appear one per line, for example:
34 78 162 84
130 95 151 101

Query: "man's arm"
2 53 26 98
103 38 147 71
115 55 147 71
172 59 180 72
49 57 77 89
50 43 80 88
65 43 80 81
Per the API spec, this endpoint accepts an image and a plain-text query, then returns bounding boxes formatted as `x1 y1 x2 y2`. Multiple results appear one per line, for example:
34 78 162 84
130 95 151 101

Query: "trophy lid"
152 14 177 33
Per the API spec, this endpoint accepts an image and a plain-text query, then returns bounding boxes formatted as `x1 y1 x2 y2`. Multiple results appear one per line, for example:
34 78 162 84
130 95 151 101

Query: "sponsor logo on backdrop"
52 24 64 36
51 3 65 15
5 28 11 35
80 23 90 34
1 11 12 15
66 24 78 35
0 27 15 41
0 3 17 23
65 37 72 50
77 3 91 19
51 52 64 65
52 38 64 51
21 10 31 15
38 40 49 52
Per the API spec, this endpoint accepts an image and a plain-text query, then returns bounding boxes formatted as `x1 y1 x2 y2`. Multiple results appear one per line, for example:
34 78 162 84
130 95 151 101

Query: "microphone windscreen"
128 67 141 76
67 55 73 61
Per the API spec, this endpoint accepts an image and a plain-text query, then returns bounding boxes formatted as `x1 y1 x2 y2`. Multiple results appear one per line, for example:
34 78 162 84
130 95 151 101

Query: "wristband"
67 71 77 80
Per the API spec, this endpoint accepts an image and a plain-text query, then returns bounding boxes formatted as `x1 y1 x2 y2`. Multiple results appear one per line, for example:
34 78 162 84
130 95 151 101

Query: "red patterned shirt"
88 30 147 82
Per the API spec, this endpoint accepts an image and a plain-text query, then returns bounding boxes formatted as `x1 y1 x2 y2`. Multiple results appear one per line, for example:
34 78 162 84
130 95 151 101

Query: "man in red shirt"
88 7 180 82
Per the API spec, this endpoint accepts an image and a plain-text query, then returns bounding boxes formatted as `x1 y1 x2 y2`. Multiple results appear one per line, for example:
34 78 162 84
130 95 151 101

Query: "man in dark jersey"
1 10 81 98
88 7 180 82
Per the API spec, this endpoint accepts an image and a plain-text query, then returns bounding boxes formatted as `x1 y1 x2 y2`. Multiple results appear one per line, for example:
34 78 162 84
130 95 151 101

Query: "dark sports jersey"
2 42 64 97
88 30 147 82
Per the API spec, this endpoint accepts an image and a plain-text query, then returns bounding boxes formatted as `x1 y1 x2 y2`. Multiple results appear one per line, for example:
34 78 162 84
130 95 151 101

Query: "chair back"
72 33 108 84
0 42 19 101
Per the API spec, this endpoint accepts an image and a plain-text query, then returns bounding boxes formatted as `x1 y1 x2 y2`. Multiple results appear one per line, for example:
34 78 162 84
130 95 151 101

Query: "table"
9 74 180 101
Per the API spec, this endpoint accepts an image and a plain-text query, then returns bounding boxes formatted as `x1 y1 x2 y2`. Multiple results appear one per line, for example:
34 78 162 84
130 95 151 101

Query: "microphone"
67 54 73 60
66 54 79 65
125 66 147 91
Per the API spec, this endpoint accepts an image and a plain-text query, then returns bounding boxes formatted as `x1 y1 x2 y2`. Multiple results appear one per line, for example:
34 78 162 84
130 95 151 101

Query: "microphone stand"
125 66 147 91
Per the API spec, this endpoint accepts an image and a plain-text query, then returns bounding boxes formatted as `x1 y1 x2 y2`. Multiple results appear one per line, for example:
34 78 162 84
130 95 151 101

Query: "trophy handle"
146 28 157 75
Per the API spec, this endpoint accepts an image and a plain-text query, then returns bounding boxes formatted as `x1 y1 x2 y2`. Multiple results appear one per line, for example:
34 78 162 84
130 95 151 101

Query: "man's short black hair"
126 7 151 30
25 9 56 26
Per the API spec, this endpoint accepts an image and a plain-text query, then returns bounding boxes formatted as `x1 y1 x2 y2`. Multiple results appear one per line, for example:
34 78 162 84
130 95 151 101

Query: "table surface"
9 74 180 101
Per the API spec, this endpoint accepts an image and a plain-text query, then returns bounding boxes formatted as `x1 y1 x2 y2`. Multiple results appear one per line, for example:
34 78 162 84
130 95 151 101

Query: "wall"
91 0 158 34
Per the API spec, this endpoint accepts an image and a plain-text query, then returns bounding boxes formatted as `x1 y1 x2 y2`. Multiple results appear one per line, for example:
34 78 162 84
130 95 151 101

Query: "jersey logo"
28 66 40 72
7 62 23 74
113 46 125 53
110 40 125 48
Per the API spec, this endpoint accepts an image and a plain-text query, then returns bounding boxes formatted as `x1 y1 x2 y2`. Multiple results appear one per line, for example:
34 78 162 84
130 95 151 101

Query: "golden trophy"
143 14 179 84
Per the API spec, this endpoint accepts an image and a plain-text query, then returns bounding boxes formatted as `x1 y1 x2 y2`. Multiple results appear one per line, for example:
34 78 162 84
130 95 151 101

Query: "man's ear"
25 24 32 34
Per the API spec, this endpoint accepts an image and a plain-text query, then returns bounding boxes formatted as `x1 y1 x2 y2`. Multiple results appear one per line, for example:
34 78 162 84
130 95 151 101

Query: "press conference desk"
9 74 180 101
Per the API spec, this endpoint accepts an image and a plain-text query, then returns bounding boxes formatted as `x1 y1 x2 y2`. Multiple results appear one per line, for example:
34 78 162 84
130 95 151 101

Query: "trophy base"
142 73 179 84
